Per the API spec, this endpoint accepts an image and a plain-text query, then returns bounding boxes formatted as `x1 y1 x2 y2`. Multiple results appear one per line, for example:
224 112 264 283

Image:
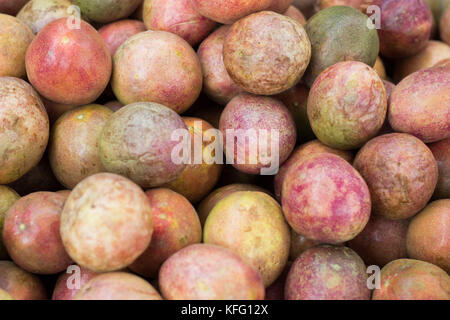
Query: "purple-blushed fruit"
52 265 100 300
285 245 371 300
372 259 450 300
348 215 409 267
60 173 153 272
284 5 307 25
49 104 113 189
0 261 46 300
204 191 290 287
0 77 49 185
98 19 146 56
129 188 202 279
406 200 450 272
72 0 142 23
3 192 72 274
354 133 438 220
104 100 124 112
268 0 294 13
98 102 187 188
74 272 162 300
282 153 371 243
289 231 321 261
0 186 20 259
307 61 387 150
224 11 311 95
159 244 265 299
429 138 450 199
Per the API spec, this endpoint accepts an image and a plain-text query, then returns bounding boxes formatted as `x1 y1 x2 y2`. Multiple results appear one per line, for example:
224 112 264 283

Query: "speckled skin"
49 104 113 189
164 118 222 203
304 6 379 86
191 0 272 24
0 14 34 78
268 0 294 12
130 188 202 278
275 83 314 142
394 41 450 82
274 140 354 201
0 288 13 300
354 133 438 220
198 26 244 105
224 11 311 95
373 56 386 80
52 265 99 300
98 102 187 188
348 215 409 267
0 186 19 259
0 0 29 15
282 153 371 243
285 246 371 300
284 5 306 25
98 19 146 56
289 231 321 261
220 93 297 174
0 77 49 185
60 173 153 272
406 200 450 272
17 0 75 34
25 18 111 106
159 244 265 299
3 192 72 274
0 261 46 300
372 259 450 300
373 0 432 58
265 261 291 300
308 61 387 150
441 6 450 44
74 272 162 300
204 191 290 287
389 66 450 143
72 0 142 23
143 0 216 46
429 138 450 199
112 30 202 114
197 184 269 225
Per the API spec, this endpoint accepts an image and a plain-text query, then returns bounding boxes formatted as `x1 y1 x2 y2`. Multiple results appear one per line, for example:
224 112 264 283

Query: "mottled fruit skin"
190 0 272 24
129 188 202 279
0 77 49 184
220 93 297 175
285 246 371 300
25 18 111 106
308 61 387 150
289 230 321 261
429 138 450 199
372 259 450 300
143 0 216 46
393 41 450 82
3 192 72 274
275 83 314 143
98 19 146 56
354 133 438 220
17 0 75 34
197 184 269 225
204 191 290 287
390 67 450 143
348 215 409 267
304 6 379 86
224 11 311 95
60 173 153 272
52 265 99 300
74 272 162 300
159 244 265 299
282 153 371 243
0 288 13 300
0 14 34 78
373 0 432 58
441 6 450 44
274 140 354 201
0 186 19 259
72 0 142 23
49 104 113 189
112 30 202 114
0 261 46 300
164 118 222 203
406 200 450 272
198 26 244 105
98 102 187 188
0 0 29 15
